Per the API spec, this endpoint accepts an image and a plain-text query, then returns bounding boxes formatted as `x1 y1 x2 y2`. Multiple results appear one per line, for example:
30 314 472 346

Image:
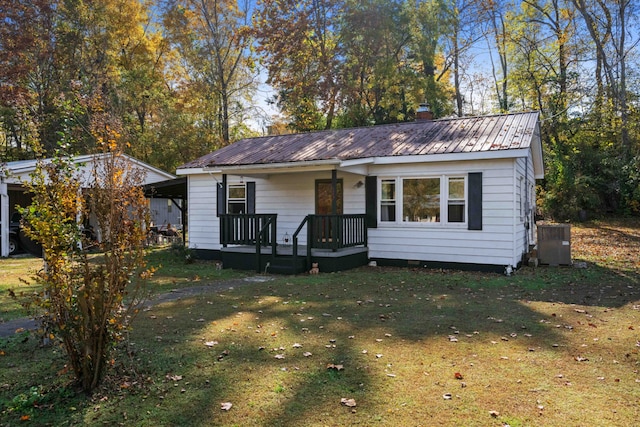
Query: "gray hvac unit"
538 224 571 266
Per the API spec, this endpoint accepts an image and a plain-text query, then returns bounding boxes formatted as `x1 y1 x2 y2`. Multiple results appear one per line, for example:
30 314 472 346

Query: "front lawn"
1 220 639 426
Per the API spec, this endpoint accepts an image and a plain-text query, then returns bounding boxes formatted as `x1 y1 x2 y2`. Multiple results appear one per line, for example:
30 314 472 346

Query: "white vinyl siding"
186 171 365 249
186 174 220 249
368 158 520 267
185 156 533 268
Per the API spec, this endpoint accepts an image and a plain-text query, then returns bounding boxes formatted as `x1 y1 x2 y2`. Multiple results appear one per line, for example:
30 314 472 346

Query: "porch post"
331 169 338 251
331 169 337 215
0 179 8 257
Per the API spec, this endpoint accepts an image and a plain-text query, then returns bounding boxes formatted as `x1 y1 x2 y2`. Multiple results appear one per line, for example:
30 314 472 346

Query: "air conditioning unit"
537 224 571 266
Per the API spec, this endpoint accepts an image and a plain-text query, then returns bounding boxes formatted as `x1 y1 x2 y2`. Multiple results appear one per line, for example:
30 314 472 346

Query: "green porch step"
266 256 308 275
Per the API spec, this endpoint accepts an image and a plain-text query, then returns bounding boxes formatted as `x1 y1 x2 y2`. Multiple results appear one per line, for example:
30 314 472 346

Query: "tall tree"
406 0 456 117
253 0 343 131
442 0 488 116
163 0 257 145
571 0 635 158
339 0 418 125
482 0 512 112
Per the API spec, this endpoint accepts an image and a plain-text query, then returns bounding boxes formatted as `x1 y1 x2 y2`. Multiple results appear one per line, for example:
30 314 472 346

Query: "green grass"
0 255 42 322
1 224 639 426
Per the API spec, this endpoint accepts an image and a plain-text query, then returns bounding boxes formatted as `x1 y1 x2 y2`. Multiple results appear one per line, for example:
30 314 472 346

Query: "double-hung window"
447 177 465 223
380 175 466 225
227 184 246 214
380 179 396 221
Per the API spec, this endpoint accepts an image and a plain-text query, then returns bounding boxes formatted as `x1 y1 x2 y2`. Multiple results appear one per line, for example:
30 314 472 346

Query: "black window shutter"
365 176 377 228
246 182 256 214
468 172 482 230
216 180 226 217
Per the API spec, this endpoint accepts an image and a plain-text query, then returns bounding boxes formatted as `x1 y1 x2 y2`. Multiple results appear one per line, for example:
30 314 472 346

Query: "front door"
315 179 343 245
315 179 343 214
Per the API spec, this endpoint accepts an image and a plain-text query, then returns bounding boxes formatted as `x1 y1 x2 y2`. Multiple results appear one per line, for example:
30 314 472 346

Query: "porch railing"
293 214 367 270
220 213 278 247
220 213 367 273
308 214 367 251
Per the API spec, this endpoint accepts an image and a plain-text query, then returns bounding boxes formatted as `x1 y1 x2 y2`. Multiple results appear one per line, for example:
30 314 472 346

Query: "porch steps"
267 256 307 275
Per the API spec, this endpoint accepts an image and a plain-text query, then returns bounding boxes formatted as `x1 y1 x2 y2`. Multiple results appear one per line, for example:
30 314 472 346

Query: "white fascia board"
340 158 374 167
338 158 372 176
370 149 531 165
531 124 545 180
7 154 175 181
176 167 207 176
119 154 176 180
203 159 341 175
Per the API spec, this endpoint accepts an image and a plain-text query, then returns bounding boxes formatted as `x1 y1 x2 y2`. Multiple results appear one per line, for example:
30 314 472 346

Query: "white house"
1 153 178 256
176 112 544 274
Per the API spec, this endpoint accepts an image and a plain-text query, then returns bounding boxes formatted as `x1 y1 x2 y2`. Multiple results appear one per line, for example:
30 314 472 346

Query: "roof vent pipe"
416 103 433 121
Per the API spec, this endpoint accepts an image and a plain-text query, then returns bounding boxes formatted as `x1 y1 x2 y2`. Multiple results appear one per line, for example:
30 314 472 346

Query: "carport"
143 177 188 244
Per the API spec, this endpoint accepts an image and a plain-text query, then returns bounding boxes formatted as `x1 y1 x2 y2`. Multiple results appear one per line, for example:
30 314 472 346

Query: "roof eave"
369 149 532 165
199 159 342 175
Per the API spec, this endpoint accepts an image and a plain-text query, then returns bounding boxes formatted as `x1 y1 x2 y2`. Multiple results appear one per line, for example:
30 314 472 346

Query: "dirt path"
0 277 267 338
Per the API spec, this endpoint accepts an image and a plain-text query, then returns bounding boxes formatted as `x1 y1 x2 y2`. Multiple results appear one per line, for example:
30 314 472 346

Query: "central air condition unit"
537 224 571 266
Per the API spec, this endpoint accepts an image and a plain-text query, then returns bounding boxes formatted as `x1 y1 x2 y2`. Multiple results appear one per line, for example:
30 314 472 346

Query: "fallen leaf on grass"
204 341 218 347
303 352 312 357
327 364 344 371
166 374 183 381
220 402 232 411
489 410 500 417
341 398 357 407
274 354 285 359
575 356 589 362
443 393 452 400
454 372 463 380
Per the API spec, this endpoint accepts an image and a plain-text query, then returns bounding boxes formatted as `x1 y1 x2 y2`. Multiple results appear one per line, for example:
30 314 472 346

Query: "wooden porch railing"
308 214 367 251
220 213 278 247
220 213 366 273
293 214 367 270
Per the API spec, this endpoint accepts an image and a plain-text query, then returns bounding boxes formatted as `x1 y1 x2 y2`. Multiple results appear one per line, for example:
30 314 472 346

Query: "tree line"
1 0 639 219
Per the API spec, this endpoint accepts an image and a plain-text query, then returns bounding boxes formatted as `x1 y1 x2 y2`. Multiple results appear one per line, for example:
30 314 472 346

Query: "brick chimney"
416 103 433 121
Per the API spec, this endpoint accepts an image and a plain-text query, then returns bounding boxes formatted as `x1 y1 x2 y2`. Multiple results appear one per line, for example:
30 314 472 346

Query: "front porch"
219 213 369 274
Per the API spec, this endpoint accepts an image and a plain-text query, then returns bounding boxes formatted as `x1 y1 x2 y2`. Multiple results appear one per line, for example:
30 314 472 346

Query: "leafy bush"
18 122 153 393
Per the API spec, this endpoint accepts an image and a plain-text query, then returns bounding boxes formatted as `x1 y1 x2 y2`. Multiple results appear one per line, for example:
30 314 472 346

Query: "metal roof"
178 112 540 170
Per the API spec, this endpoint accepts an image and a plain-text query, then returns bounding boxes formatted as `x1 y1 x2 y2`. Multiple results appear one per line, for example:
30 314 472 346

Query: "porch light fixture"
354 180 364 189
282 232 290 246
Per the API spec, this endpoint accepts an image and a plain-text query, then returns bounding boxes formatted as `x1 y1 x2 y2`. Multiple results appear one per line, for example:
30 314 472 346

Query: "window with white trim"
447 177 465 223
380 175 467 224
227 184 246 214
381 179 396 221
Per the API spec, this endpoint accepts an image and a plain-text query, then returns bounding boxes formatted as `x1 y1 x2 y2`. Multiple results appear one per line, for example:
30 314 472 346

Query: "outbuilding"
1 153 180 256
